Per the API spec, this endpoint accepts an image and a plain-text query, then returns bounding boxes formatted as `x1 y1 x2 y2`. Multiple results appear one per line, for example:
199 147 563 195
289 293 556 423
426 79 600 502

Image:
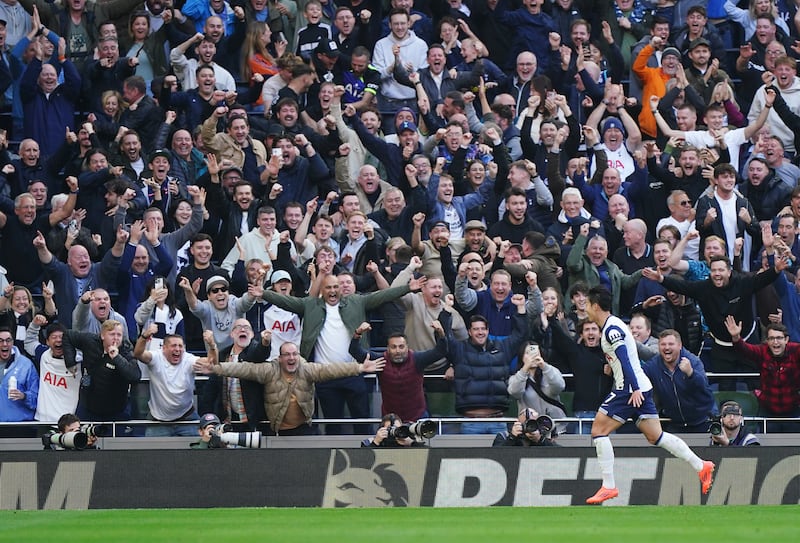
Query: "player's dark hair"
587 286 612 312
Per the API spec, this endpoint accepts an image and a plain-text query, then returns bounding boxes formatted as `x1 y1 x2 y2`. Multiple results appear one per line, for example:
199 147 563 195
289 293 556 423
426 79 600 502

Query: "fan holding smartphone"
507 340 568 438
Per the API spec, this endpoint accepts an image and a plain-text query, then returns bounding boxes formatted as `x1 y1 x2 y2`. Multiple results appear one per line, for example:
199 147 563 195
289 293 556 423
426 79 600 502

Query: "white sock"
593 436 616 488
656 432 704 471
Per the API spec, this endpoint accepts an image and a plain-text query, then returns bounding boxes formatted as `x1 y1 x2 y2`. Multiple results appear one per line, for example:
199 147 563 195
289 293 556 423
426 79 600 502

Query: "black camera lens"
709 421 722 436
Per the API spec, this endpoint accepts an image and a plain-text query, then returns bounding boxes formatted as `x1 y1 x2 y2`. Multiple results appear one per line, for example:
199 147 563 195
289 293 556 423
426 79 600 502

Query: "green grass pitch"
1 506 798 543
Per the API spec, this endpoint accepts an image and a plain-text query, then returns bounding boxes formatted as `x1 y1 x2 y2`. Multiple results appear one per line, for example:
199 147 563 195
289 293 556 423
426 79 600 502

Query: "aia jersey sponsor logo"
43 372 68 389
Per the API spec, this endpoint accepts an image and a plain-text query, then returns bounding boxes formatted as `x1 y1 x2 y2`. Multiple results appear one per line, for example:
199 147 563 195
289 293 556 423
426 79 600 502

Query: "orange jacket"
632 44 670 138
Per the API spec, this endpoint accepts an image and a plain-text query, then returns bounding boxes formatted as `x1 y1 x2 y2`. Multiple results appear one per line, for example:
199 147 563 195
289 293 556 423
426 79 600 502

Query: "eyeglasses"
209 286 228 294
678 200 692 206
0 337 13 344
233 324 252 331
767 336 786 342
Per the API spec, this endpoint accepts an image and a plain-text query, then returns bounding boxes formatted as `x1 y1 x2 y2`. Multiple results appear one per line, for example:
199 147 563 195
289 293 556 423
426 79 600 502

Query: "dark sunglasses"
209 286 228 294
678 200 692 206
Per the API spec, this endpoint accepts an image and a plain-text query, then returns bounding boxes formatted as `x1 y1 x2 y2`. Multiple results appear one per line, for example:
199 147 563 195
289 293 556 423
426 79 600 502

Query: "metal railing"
3 414 796 439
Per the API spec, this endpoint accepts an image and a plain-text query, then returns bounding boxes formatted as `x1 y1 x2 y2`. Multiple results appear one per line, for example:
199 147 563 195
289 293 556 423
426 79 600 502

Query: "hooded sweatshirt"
372 30 429 100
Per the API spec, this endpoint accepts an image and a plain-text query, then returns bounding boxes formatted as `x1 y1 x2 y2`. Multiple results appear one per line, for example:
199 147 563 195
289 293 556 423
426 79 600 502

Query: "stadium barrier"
1 446 798 509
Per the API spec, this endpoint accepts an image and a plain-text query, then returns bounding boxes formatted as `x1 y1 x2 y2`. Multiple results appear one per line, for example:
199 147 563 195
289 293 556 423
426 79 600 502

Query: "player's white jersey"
600 315 653 393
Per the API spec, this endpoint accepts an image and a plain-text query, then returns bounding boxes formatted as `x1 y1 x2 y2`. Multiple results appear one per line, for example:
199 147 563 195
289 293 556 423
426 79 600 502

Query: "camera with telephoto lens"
391 420 437 440
208 423 263 448
42 431 89 450
523 415 555 437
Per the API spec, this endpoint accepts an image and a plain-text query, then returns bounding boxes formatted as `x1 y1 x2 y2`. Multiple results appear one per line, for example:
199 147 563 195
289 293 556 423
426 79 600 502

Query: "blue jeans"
461 421 508 435
145 411 200 437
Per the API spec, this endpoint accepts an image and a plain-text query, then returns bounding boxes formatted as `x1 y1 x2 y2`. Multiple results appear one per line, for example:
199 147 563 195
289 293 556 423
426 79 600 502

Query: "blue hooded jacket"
642 347 717 427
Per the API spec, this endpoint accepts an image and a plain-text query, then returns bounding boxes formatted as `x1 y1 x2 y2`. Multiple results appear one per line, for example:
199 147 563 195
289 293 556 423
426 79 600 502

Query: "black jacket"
62 330 139 418
546 315 612 413
661 267 781 345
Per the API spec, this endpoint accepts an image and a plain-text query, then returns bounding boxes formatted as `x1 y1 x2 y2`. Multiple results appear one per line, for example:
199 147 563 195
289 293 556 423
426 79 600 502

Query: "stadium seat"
713 391 759 417
559 391 574 417
425 392 457 417
504 398 518 418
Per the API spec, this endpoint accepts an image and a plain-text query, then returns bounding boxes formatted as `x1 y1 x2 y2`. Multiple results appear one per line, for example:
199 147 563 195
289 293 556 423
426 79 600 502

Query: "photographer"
507 341 567 436
361 413 427 448
493 408 558 447
43 413 98 450
191 413 227 449
709 401 760 447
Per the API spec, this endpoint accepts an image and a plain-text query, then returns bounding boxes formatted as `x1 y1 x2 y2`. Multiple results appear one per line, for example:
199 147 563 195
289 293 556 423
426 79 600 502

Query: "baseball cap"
149 149 171 162
398 120 417 134
464 220 486 232
221 166 244 178
270 270 292 285
0 19 7 27
601 117 626 137
316 40 340 57
662 46 681 59
430 220 450 230
206 275 229 293
199 413 220 429
266 125 284 138
508 243 523 253
687 37 711 51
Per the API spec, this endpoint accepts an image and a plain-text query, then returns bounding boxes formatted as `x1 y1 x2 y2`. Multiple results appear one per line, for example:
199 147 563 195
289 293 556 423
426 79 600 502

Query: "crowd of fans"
1 0 800 440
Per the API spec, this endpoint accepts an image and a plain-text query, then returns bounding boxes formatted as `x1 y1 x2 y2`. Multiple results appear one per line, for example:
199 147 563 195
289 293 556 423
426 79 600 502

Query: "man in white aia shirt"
26 316 76 423
263 270 302 355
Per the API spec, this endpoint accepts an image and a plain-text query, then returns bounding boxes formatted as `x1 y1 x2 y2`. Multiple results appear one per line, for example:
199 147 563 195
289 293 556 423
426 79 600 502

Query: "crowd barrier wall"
1 446 798 509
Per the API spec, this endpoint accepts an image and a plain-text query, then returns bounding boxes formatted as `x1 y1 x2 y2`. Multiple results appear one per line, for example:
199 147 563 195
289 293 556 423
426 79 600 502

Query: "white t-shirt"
146 350 198 421
443 205 463 239
715 192 739 263
264 304 302 355
684 128 748 173
589 143 636 181
655 217 699 260
313 303 354 364
35 352 80 422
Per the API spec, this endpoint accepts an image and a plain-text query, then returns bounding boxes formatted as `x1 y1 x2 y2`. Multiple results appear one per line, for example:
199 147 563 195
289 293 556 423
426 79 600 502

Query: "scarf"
614 1 649 25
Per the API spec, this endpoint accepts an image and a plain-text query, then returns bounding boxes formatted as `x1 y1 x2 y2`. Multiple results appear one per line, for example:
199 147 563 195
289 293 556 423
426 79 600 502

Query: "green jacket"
261 285 411 359
566 234 642 315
